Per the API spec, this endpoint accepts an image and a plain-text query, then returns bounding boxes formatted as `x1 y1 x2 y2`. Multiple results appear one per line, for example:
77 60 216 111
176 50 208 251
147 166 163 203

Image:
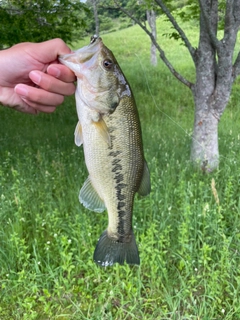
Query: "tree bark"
190 0 218 171
146 9 157 66
190 0 239 171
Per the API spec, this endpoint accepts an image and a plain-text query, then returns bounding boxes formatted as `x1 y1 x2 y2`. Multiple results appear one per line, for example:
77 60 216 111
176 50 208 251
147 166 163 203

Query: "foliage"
99 14 115 32
0 19 240 318
0 0 91 47
85 0 132 34
85 0 192 35
170 0 227 33
86 0 151 34
97 0 123 18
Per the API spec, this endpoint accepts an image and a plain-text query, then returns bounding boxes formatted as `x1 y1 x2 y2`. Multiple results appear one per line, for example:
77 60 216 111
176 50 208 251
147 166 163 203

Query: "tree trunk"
191 60 233 172
146 10 157 66
191 97 220 172
190 0 236 172
190 3 218 171
92 0 99 36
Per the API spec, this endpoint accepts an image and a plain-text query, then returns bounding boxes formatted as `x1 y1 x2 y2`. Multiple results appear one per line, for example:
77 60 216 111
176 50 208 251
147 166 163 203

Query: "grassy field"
1 17 240 319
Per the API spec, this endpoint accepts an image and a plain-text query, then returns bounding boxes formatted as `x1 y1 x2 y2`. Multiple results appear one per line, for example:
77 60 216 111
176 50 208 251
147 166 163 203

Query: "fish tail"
93 230 140 267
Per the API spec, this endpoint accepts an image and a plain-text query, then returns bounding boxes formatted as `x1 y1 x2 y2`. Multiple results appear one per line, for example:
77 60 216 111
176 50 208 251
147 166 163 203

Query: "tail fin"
93 230 140 267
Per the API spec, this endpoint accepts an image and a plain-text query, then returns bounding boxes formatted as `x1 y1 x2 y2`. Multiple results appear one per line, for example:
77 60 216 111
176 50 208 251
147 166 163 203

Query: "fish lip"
58 53 73 64
90 34 100 44
59 36 102 64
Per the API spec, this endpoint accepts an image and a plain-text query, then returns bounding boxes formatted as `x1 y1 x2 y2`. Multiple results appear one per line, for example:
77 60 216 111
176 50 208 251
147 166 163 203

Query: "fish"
59 35 151 267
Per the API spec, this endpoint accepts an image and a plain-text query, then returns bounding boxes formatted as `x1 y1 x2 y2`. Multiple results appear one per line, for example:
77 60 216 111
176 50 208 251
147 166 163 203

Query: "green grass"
1 17 240 319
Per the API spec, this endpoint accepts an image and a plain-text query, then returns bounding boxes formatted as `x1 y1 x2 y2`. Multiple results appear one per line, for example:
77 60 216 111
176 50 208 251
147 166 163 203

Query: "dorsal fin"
137 161 151 196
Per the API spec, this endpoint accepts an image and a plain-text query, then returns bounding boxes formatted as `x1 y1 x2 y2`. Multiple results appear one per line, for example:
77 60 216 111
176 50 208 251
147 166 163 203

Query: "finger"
15 83 64 106
14 103 39 114
47 64 76 83
28 38 72 64
1 86 38 114
29 70 75 96
21 97 57 113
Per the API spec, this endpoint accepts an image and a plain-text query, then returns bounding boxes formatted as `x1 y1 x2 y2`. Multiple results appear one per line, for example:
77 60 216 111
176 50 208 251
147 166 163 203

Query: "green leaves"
0 0 91 47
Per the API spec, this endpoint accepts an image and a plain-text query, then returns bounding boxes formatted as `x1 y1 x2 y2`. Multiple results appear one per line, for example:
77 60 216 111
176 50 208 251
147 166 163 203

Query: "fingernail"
47 66 61 78
29 71 41 84
15 85 28 97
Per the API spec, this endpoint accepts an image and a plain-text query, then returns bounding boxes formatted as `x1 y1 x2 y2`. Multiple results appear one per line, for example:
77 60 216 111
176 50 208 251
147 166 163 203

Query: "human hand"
0 38 76 114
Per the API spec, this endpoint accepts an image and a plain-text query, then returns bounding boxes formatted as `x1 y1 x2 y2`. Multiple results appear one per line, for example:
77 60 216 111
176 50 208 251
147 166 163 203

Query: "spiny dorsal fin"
79 176 106 213
74 121 83 146
137 160 151 196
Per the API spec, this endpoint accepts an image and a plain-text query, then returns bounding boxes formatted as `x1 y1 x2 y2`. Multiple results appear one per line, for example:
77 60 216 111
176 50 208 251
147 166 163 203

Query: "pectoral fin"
93 118 111 147
79 176 106 213
74 121 83 146
137 161 151 196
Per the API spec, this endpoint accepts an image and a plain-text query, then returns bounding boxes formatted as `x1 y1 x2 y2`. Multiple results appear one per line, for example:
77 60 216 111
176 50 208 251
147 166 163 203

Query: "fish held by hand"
59 35 151 267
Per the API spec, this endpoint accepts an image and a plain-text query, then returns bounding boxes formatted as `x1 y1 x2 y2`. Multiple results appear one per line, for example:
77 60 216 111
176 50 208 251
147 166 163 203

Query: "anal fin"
79 176 106 213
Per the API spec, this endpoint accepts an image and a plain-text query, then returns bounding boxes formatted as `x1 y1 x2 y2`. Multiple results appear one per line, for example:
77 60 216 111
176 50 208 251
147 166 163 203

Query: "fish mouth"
59 36 102 66
90 34 99 44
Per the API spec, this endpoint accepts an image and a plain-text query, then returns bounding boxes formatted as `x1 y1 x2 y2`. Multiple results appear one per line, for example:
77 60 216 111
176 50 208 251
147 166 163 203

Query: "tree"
115 0 240 171
90 0 100 36
0 0 90 47
146 9 157 66
86 0 126 34
123 0 159 65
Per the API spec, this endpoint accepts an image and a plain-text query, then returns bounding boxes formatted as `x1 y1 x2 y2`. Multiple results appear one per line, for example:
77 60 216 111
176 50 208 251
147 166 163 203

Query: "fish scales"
59 36 151 266
83 95 143 239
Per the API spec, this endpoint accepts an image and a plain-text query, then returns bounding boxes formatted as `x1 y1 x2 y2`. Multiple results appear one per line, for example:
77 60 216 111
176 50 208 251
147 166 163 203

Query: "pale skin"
0 38 76 114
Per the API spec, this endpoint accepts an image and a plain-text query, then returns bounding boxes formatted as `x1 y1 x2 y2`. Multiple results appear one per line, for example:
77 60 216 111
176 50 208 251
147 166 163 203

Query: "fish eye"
103 59 113 69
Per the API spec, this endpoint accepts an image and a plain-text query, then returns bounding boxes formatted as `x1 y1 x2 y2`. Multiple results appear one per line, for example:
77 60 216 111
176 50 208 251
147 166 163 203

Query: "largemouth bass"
59 35 151 266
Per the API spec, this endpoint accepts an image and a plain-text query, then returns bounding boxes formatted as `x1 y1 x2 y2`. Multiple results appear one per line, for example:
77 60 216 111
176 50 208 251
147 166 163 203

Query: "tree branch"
220 0 240 81
154 0 196 63
229 0 240 31
198 0 220 50
232 51 240 80
114 1 193 89
223 0 240 45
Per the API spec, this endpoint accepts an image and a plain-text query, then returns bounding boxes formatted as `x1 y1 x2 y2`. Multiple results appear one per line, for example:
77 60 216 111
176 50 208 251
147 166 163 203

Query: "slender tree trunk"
146 9 157 66
92 0 99 36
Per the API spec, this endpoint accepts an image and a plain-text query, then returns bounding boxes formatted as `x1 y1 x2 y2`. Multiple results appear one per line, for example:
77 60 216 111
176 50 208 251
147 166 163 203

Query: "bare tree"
115 0 240 172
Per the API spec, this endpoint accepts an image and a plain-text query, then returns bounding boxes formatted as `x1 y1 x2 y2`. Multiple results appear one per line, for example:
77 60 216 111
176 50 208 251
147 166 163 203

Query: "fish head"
59 35 131 115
